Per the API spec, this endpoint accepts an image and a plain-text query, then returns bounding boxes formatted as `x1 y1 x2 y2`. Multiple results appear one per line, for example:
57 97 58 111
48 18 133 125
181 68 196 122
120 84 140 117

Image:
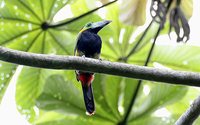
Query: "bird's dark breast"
77 31 102 57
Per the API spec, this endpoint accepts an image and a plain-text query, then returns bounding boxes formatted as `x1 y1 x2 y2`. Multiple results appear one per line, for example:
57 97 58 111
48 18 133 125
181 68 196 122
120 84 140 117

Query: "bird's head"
80 20 111 34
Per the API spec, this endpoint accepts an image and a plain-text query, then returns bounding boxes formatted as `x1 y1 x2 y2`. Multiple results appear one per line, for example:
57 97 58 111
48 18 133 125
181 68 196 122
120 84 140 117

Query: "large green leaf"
93 75 121 120
15 30 75 122
0 0 198 125
0 0 103 122
121 78 139 117
36 74 117 123
129 43 200 71
36 75 85 115
47 30 76 55
126 38 200 123
18 0 44 21
102 75 121 119
99 4 191 124
119 0 147 26
128 115 174 125
129 82 187 121
35 111 114 125
0 0 41 24
128 87 200 125
0 20 39 45
16 32 46 122
0 20 40 103
99 4 136 60
0 62 16 103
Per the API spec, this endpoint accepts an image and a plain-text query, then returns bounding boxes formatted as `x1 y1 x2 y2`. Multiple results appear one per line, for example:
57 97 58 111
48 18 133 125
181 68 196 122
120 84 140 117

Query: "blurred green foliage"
0 0 198 125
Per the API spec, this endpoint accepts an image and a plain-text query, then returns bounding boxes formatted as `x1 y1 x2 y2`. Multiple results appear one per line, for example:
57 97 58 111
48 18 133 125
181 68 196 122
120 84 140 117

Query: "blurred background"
0 0 199 125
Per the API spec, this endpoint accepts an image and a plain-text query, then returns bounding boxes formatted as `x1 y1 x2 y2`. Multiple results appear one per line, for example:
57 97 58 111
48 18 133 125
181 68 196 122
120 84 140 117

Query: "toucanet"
74 20 111 115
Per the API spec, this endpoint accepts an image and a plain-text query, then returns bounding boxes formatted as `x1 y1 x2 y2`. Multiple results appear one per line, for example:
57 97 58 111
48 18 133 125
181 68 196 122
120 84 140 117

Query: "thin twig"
125 20 154 60
48 0 118 28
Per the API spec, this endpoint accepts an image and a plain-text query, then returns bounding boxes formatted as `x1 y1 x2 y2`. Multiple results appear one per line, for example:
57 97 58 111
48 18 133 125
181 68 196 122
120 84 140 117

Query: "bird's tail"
82 84 95 115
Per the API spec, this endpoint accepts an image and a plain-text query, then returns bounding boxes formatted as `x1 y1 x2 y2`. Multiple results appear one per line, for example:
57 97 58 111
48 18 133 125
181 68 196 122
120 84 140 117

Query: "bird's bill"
91 20 112 30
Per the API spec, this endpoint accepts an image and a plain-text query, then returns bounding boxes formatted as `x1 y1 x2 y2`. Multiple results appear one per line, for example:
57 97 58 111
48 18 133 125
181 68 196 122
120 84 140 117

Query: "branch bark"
175 95 200 125
0 46 200 87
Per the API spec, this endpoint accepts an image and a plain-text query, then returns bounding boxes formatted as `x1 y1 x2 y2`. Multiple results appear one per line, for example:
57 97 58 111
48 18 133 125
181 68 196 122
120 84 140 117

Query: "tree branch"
175 95 200 125
0 46 200 87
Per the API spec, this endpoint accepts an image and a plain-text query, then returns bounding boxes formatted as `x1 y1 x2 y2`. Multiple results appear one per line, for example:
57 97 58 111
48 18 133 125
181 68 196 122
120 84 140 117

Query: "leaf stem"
18 0 42 22
118 23 163 125
48 0 118 28
124 20 154 60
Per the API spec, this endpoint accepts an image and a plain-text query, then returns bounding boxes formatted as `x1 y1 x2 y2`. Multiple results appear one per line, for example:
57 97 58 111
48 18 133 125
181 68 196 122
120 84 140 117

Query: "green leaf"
100 3 136 60
92 74 120 122
70 0 90 16
128 115 174 125
129 82 187 121
194 117 200 125
121 78 138 117
0 20 40 45
126 42 199 122
55 14 102 31
50 0 74 21
46 30 75 55
0 62 16 103
130 43 200 71
16 68 51 111
15 32 45 121
119 0 147 26
65 71 118 121
36 111 114 125
166 87 200 124
4 29 42 51
151 44 198 70
18 0 44 21
36 75 85 115
0 0 198 125
99 75 121 119
0 0 41 24
126 23 160 61
180 0 193 19
36 74 116 123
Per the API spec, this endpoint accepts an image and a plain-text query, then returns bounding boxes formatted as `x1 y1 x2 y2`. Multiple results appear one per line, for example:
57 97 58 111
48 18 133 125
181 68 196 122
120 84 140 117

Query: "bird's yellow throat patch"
80 27 88 33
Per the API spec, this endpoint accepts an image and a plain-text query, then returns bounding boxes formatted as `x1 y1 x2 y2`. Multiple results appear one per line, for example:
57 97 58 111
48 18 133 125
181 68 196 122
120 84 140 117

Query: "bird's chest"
77 32 102 57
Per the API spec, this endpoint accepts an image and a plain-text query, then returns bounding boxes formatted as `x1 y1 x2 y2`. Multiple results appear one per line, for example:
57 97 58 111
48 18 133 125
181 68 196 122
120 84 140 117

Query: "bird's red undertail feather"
78 74 94 86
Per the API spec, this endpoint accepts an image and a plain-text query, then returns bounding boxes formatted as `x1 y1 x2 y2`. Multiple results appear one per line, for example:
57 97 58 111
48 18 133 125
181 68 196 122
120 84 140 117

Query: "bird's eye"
86 23 92 27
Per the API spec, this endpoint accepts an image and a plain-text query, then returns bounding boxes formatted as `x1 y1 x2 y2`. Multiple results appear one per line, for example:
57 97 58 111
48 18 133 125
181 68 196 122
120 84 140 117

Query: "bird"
74 20 111 115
